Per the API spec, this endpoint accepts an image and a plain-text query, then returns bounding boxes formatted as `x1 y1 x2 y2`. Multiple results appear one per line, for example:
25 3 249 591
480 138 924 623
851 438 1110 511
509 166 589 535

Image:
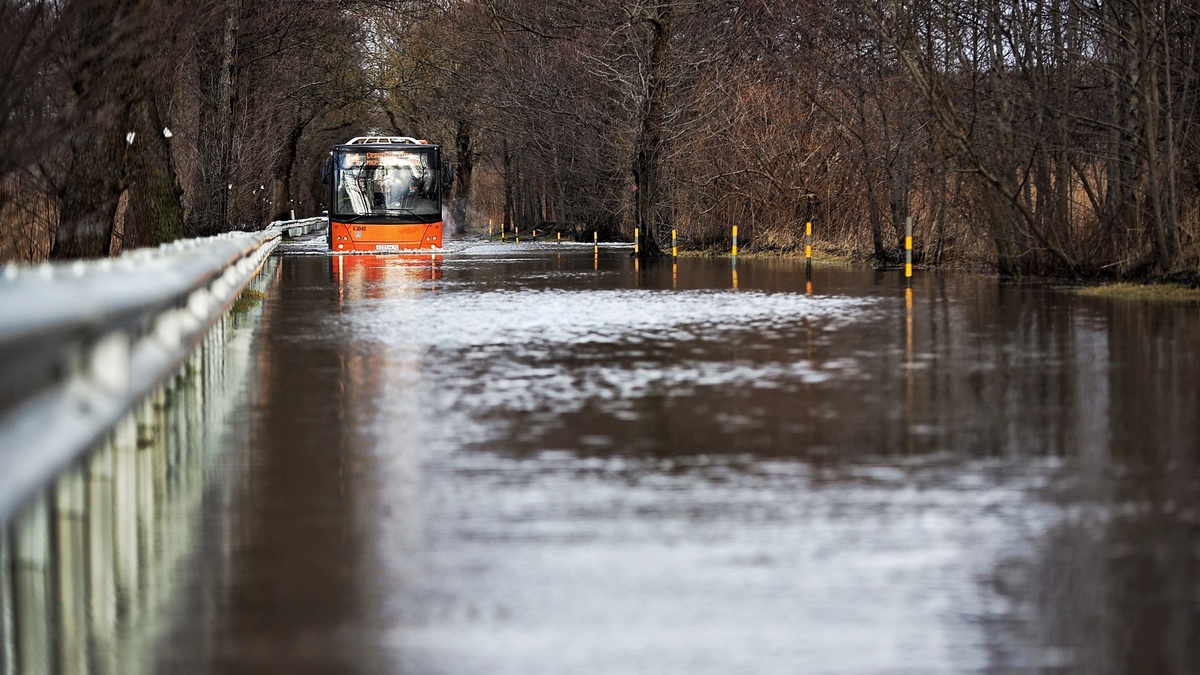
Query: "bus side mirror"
321 158 331 185
443 163 455 187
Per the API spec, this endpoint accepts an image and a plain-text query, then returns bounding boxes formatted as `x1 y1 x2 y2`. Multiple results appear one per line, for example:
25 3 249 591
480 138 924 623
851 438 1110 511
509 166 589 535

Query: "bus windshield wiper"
336 209 419 221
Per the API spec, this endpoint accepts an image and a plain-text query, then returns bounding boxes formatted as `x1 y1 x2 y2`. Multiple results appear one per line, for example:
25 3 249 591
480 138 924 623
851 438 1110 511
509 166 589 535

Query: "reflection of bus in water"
326 136 454 252
331 253 443 300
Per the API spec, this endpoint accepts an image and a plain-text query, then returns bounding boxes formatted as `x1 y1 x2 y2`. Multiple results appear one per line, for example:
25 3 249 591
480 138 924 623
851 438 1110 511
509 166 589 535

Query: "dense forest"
2 0 1198 278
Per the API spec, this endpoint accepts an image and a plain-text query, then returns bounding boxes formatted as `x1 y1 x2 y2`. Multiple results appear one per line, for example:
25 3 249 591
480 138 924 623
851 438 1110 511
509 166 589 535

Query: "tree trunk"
215 3 238 233
49 0 142 259
272 119 307 223
631 0 673 259
51 126 129 259
190 0 239 236
1137 0 1182 272
502 140 514 234
124 95 185 249
453 118 474 229
862 167 886 264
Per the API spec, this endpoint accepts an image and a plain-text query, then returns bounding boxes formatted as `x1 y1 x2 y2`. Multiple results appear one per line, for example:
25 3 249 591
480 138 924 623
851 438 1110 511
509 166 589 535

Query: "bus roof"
345 136 432 146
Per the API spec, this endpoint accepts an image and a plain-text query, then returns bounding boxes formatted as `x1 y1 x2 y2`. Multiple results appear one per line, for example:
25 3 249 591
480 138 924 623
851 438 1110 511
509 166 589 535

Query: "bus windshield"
333 148 439 218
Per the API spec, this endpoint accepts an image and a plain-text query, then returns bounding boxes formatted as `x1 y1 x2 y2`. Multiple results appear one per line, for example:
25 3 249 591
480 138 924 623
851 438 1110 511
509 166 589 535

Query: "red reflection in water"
331 253 442 306
332 253 442 283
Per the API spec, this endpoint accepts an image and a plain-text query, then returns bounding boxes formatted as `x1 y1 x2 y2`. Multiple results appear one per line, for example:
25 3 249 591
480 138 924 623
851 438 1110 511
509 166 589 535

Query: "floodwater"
8 237 1200 674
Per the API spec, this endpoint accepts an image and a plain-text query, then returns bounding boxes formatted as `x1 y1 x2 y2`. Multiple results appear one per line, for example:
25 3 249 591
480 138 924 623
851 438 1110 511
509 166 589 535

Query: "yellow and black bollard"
634 228 641 274
805 220 813 278
904 216 913 284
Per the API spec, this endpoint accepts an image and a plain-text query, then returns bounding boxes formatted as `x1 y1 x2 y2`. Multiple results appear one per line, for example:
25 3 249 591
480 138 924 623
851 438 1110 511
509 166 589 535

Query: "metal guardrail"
0 228 281 524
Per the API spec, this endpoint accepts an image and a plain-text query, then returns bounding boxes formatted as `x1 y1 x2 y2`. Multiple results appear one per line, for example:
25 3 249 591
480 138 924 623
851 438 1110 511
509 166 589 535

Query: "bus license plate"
374 244 400 252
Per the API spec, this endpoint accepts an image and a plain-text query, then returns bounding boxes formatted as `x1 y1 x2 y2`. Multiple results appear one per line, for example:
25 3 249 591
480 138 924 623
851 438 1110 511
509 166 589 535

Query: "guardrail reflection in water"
0 252 280 675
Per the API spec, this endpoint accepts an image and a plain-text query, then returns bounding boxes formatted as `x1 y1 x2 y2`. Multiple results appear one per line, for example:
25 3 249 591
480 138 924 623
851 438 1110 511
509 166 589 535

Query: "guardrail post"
13 494 52 674
112 414 139 621
1 524 12 674
55 465 88 674
87 439 117 665
137 390 164 619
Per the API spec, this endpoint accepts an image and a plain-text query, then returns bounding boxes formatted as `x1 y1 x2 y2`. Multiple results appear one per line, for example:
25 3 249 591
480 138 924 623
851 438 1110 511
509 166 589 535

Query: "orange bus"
326 136 454 252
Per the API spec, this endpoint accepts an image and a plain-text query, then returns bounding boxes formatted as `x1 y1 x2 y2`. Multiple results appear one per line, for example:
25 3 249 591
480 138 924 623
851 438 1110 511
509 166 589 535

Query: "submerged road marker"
904 216 913 282
805 220 813 277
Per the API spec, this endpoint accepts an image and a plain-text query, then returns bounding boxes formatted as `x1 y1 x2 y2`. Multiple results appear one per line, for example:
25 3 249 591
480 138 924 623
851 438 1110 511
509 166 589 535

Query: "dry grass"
1076 282 1200 301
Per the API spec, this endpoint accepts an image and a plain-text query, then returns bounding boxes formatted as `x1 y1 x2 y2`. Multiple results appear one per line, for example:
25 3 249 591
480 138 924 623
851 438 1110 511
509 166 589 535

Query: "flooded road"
11 239 1198 673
